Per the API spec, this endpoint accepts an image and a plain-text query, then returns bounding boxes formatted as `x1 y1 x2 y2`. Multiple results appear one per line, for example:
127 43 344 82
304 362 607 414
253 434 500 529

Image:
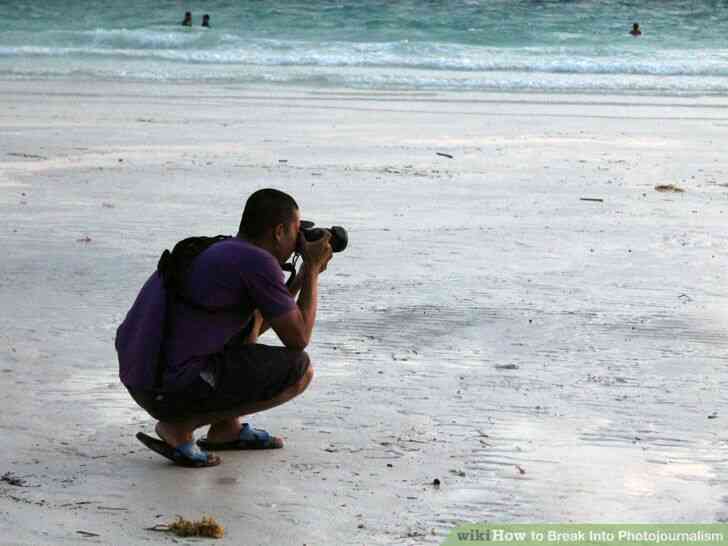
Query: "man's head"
238 188 300 263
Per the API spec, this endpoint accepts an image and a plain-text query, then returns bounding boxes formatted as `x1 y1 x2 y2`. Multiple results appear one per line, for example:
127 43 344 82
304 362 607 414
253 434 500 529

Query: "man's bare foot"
155 421 194 447
198 422 284 450
206 417 243 444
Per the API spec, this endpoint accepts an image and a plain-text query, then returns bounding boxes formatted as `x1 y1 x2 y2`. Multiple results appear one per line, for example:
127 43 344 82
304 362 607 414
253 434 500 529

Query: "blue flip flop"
196 423 284 451
136 432 221 467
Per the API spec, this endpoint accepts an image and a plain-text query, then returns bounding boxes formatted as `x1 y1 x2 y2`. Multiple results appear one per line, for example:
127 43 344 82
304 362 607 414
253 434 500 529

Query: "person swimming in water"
202 14 210 28
181 11 192 27
630 22 642 36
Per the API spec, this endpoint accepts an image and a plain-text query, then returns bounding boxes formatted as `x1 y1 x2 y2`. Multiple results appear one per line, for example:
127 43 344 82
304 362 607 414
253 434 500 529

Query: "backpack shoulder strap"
158 235 244 312
158 235 229 291
152 235 236 392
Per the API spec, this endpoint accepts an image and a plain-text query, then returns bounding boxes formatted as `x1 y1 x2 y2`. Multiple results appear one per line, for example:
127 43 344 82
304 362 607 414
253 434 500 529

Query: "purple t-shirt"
116 238 296 391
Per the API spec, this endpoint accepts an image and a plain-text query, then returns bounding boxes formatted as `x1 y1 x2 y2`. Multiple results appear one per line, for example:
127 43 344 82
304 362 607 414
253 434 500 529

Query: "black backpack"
154 235 247 389
157 235 240 313
118 235 295 391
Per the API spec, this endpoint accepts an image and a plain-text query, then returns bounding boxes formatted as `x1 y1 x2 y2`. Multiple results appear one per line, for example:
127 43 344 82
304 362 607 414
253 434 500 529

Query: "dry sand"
0 80 727 545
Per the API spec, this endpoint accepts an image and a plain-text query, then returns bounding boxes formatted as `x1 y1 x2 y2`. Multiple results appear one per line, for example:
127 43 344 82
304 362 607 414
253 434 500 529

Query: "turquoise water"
3 0 728 94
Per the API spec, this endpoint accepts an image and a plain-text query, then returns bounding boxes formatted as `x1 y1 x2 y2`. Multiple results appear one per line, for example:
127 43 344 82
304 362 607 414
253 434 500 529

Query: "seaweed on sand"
148 515 224 539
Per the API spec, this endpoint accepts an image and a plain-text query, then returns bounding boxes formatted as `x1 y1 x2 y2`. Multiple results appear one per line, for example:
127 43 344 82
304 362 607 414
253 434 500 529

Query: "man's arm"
252 262 309 339
270 267 320 350
287 262 308 297
270 235 331 350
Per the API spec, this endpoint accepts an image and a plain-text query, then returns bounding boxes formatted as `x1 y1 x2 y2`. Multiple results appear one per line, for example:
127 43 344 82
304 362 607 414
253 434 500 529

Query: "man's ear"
273 223 285 241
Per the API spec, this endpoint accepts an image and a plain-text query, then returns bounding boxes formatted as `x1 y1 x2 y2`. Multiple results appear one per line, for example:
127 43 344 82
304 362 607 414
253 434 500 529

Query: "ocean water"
2 0 728 95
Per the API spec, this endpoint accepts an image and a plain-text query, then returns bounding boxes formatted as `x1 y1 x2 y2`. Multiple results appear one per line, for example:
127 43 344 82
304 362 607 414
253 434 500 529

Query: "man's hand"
271 232 331 350
301 231 333 273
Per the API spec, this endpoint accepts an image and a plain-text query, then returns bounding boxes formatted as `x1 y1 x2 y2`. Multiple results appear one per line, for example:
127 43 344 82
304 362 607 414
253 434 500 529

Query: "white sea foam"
2 41 728 78
4 57 728 96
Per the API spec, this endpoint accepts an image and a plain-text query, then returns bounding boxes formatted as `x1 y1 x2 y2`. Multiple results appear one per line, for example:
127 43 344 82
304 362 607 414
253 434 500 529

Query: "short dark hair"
239 188 299 239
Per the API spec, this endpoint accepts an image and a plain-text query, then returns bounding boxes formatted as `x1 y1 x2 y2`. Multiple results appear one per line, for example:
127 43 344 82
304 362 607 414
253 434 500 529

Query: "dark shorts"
128 339 310 422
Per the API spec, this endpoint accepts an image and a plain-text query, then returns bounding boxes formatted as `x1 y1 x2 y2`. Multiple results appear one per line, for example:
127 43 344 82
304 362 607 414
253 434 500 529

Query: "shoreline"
6 77 728 103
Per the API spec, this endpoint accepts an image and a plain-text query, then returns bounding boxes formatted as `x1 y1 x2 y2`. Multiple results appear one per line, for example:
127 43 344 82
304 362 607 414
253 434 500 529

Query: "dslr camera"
298 220 348 253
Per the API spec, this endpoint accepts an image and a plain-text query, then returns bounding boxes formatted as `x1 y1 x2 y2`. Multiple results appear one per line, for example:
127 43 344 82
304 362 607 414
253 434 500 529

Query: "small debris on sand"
1 472 28 487
436 152 454 159
580 197 604 202
7 152 47 160
147 515 224 539
515 465 526 475
60 501 94 507
76 530 100 538
76 236 92 243
432 478 441 488
495 364 519 370
654 184 685 193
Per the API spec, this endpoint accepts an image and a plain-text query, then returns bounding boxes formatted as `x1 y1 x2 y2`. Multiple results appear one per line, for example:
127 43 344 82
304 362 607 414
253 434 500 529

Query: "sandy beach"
1 79 727 545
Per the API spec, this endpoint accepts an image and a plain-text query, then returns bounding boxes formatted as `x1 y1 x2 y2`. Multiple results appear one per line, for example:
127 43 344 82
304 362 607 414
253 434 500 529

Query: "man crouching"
116 188 333 467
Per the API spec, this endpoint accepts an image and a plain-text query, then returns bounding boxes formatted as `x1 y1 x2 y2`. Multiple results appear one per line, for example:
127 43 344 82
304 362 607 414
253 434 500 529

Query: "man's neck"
237 232 282 264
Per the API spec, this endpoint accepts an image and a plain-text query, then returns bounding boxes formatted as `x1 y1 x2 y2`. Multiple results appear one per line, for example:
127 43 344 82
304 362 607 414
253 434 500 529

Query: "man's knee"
295 354 314 393
303 362 314 384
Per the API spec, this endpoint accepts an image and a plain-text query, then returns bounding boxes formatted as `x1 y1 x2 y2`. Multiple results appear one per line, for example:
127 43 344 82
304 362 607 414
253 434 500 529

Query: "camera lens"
329 226 348 252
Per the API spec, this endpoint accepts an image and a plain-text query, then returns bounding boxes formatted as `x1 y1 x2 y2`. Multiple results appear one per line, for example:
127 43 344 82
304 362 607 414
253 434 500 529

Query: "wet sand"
0 80 727 544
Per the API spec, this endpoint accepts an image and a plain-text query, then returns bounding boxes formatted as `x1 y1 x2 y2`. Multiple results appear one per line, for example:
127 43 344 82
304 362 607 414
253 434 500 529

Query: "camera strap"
282 253 301 289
